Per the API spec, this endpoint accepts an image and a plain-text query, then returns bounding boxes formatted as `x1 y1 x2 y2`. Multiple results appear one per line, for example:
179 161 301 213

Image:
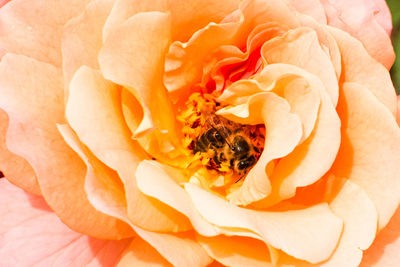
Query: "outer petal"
0 179 131 266
280 177 378 267
360 205 400 267
332 82 400 230
329 27 397 116
0 109 40 195
62 0 115 90
117 237 172 267
66 66 191 232
287 0 327 24
0 54 124 238
0 0 91 67
320 0 394 69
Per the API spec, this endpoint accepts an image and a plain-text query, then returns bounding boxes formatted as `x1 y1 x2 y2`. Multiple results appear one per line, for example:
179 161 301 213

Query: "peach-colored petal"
62 0 114 91
99 11 181 157
280 177 378 267
58 127 212 266
165 0 299 94
133 230 213 267
66 66 191 232
197 235 274 267
320 0 394 69
287 0 327 24
103 0 240 42
332 82 400 230
57 124 135 237
261 27 338 105
0 53 124 238
328 27 397 116
0 178 131 266
360 205 400 267
0 108 40 195
218 92 303 205
0 0 91 67
117 237 172 267
136 160 219 236
186 183 343 263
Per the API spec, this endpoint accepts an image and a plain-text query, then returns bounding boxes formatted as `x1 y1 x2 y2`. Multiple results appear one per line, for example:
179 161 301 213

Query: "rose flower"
1 0 400 266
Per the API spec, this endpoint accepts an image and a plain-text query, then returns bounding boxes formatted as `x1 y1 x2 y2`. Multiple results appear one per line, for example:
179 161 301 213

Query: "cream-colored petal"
0 54 122 238
197 235 274 267
332 82 400 230
186 183 343 263
136 160 219 237
328 27 397 116
99 11 180 156
219 92 302 205
0 0 91 67
66 66 191 232
287 0 327 24
320 178 377 267
117 237 172 267
62 0 114 91
280 177 378 267
261 27 338 105
360 205 400 267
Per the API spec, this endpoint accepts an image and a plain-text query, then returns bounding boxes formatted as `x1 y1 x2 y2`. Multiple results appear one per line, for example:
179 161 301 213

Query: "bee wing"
201 109 234 149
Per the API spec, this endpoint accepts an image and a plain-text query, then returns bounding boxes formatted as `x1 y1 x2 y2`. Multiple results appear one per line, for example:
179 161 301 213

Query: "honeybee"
193 115 263 181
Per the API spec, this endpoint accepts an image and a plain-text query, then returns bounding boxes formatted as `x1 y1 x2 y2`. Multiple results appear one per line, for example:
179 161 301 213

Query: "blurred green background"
388 0 400 94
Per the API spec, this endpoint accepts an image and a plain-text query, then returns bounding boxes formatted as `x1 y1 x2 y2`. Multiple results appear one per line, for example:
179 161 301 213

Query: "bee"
193 114 262 181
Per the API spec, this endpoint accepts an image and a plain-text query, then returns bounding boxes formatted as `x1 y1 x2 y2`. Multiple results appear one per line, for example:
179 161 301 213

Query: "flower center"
178 92 265 186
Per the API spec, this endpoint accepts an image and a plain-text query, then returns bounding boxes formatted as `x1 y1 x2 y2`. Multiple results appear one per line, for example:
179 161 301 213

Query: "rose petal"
288 0 327 24
328 27 397 116
197 235 274 267
0 179 131 266
261 27 339 106
99 11 180 156
62 0 115 91
185 183 343 263
0 0 91 67
0 53 123 238
332 82 400 230
57 124 135 237
117 237 172 267
66 66 191 232
360 205 400 267
136 160 219 237
165 0 299 94
0 108 40 195
320 0 394 69
280 177 378 267
218 92 303 205
103 0 240 42
58 127 213 266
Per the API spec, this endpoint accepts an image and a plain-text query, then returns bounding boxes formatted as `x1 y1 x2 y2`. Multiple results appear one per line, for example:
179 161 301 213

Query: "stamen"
178 92 265 187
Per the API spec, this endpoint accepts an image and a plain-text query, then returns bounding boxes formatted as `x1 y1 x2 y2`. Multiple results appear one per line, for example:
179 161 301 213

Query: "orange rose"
0 0 399 266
